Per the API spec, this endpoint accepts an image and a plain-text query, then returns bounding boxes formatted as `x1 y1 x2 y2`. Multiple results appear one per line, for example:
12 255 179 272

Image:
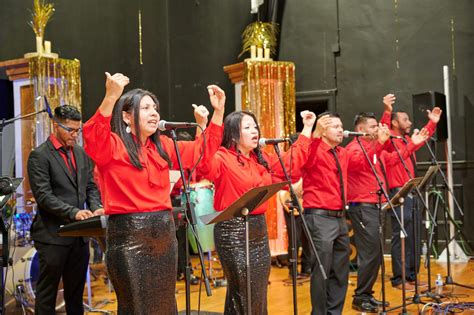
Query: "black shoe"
190 274 199 285
369 297 390 307
352 299 378 313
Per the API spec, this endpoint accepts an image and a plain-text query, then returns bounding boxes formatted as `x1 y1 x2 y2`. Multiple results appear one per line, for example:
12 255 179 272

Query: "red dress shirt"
50 134 77 172
380 111 437 189
346 138 417 203
83 111 223 215
300 138 348 211
197 135 312 215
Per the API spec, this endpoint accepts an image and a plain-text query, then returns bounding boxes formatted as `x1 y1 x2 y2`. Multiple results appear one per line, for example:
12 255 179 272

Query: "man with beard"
346 112 429 312
380 94 441 291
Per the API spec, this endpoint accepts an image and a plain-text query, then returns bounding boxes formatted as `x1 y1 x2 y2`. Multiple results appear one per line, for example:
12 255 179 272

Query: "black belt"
349 202 378 209
305 208 345 218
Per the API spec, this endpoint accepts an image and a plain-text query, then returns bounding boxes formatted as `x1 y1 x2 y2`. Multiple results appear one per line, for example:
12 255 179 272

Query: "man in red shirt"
380 94 441 290
300 112 350 315
346 112 429 311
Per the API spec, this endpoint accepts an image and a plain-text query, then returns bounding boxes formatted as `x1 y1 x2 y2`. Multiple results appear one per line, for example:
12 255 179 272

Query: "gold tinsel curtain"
28 56 81 144
242 59 296 140
241 59 296 252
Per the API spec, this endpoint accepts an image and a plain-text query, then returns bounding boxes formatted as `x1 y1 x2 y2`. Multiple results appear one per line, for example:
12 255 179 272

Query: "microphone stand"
272 143 329 315
423 139 473 290
389 137 438 305
0 103 46 176
355 136 407 315
169 129 212 315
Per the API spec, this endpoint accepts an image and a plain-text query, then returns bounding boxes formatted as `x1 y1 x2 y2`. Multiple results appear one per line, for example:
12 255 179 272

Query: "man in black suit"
27 105 103 315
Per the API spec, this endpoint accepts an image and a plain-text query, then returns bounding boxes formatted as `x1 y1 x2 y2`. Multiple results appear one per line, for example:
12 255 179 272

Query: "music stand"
201 181 290 315
383 177 422 315
1 177 23 315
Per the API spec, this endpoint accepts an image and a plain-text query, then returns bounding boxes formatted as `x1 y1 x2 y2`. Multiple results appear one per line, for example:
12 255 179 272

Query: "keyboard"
58 215 107 237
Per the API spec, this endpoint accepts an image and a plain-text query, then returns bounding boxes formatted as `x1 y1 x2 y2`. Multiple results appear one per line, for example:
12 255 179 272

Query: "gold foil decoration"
139 9 143 65
239 21 279 58
242 60 296 142
28 0 54 38
28 56 82 112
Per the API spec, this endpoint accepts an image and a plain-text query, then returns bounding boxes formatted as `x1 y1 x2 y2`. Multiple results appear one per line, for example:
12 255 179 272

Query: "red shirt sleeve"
269 134 312 182
83 111 117 166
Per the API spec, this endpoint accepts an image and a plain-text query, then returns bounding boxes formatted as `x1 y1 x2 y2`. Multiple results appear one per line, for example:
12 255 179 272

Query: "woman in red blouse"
83 73 225 315
198 110 316 314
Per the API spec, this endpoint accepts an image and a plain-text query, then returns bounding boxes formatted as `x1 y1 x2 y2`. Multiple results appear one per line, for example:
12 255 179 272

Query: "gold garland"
28 56 82 112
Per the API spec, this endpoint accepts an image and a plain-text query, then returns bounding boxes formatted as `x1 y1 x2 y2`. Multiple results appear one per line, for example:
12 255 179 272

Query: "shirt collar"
319 139 338 152
49 134 70 151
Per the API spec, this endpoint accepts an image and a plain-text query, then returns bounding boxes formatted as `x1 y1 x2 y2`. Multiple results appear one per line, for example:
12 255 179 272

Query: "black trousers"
34 239 89 315
305 210 350 315
347 204 384 300
389 189 422 286
283 211 313 274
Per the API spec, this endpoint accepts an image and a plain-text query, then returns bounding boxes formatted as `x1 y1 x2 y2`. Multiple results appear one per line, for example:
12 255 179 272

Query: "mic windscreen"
258 138 266 146
44 96 54 118
0 178 13 196
342 130 350 138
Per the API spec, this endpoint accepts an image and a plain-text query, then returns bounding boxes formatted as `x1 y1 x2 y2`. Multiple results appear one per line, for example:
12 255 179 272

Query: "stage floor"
4 256 474 314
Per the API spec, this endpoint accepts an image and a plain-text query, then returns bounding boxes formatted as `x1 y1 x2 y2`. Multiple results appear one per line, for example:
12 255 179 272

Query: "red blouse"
83 111 223 215
197 135 312 215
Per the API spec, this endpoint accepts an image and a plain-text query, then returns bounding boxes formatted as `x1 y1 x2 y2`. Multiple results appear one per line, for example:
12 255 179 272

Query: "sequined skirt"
214 215 271 315
106 210 177 315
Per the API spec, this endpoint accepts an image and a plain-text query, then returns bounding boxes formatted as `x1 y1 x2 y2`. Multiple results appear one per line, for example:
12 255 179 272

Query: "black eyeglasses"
55 118 82 135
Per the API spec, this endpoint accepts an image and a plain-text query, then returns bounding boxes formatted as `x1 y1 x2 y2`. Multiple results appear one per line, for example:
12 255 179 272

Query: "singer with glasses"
345 112 429 312
197 110 316 314
27 105 104 315
82 72 225 314
380 94 441 291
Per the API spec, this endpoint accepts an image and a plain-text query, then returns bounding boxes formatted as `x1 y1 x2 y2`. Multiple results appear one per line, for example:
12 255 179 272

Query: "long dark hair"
222 111 270 171
111 88 172 169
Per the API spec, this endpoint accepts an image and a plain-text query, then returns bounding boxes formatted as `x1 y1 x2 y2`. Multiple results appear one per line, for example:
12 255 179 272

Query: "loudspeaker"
412 91 448 141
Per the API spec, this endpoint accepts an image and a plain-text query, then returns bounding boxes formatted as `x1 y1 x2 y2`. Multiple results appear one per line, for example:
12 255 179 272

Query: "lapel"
73 145 84 188
47 140 78 188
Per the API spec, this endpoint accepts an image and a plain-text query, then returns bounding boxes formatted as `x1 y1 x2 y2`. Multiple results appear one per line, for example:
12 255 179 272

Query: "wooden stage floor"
4 256 474 314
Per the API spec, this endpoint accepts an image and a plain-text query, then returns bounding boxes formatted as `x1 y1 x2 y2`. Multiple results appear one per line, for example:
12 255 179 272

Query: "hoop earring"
126 124 131 134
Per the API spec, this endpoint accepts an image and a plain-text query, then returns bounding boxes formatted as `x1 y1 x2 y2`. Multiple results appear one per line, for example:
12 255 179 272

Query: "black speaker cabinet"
412 91 448 141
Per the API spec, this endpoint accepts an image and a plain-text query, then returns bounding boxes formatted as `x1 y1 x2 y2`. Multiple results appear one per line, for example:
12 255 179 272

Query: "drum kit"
180 180 226 286
4 211 65 313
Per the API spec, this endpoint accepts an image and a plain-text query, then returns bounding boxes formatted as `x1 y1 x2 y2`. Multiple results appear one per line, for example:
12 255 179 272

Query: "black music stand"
383 177 422 315
201 181 290 315
1 177 23 315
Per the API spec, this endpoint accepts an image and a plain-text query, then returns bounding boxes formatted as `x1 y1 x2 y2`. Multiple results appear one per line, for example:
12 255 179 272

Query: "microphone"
43 96 54 118
390 135 404 139
157 120 198 131
0 177 14 196
258 137 290 146
343 130 369 138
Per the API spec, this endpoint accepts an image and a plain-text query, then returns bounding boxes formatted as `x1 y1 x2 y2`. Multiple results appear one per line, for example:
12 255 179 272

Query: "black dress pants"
305 210 350 315
34 239 89 315
347 204 383 301
389 189 421 286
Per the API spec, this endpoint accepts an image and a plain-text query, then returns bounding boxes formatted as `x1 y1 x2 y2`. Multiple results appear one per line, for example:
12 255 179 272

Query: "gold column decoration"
28 56 82 142
242 59 296 140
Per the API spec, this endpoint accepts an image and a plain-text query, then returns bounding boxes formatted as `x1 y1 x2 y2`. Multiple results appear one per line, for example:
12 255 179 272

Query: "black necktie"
60 147 77 181
378 158 390 193
402 137 417 177
330 147 346 211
